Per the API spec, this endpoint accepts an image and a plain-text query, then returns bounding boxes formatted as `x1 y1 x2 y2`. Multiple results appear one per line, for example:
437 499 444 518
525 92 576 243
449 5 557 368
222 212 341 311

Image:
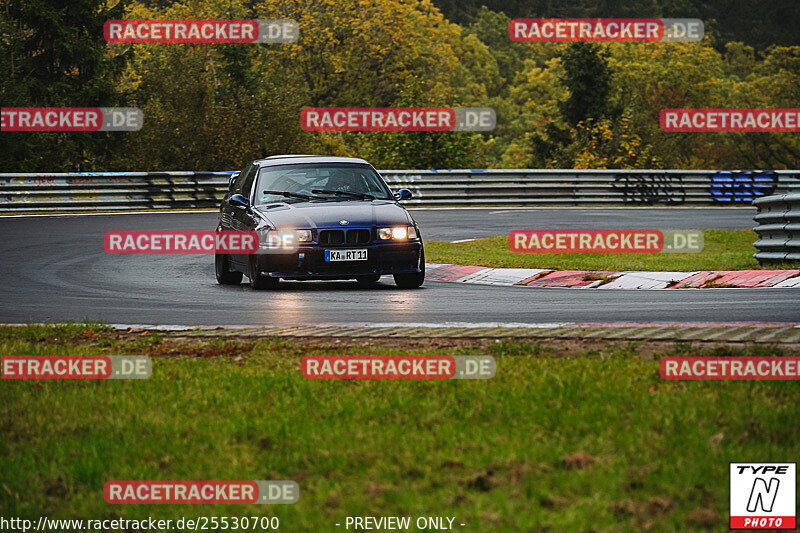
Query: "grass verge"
425 229 800 271
1 324 798 532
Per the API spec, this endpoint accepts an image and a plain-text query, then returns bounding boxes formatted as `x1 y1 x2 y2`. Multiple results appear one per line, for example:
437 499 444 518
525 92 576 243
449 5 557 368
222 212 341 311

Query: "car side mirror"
229 193 249 208
394 189 413 201
228 173 239 191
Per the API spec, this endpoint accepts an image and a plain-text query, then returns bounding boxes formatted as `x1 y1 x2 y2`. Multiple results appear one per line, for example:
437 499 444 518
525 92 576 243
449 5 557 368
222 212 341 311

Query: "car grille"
319 229 371 245
346 229 371 244
319 230 344 245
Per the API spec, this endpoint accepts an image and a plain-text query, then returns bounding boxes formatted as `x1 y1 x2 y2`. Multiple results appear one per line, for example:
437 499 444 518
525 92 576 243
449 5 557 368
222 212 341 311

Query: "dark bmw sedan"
215 155 425 289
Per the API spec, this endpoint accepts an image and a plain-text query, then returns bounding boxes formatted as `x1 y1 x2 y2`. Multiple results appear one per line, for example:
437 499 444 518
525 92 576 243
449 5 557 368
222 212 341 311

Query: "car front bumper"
252 241 423 280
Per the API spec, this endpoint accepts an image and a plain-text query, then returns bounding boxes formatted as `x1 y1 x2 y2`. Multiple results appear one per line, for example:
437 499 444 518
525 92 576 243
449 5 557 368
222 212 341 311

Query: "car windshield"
255 163 393 204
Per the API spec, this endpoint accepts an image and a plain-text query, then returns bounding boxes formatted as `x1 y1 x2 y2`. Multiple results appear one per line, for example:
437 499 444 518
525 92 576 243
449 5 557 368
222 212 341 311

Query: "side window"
232 163 254 194
242 166 258 200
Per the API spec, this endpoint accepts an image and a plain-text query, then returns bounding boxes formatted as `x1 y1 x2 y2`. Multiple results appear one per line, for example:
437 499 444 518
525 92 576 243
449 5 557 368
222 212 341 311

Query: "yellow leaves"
100 0 122 13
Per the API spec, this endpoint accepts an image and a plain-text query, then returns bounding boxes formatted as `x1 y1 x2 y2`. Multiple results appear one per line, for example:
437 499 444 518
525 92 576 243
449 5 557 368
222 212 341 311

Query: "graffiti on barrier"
612 174 686 205
709 171 776 203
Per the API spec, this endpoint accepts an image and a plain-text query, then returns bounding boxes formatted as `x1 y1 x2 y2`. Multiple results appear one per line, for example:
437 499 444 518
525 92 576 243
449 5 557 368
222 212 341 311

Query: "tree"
111 0 309 170
430 0 800 50
254 0 491 169
0 0 127 171
352 78 487 169
559 43 613 127
562 111 661 169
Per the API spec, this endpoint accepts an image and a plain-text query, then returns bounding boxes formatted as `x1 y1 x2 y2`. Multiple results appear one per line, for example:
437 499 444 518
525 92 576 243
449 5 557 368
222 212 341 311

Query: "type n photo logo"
730 463 796 529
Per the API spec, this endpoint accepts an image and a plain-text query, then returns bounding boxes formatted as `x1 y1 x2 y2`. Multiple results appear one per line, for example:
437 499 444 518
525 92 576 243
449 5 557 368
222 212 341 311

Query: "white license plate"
325 249 368 262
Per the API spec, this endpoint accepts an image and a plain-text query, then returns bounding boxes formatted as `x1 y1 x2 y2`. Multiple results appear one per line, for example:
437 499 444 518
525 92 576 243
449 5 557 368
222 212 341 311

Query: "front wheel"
248 256 279 290
215 253 243 285
393 249 425 289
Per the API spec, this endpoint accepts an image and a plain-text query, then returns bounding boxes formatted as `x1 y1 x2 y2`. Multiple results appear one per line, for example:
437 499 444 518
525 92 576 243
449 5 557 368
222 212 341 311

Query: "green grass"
1 325 799 531
426 229 799 271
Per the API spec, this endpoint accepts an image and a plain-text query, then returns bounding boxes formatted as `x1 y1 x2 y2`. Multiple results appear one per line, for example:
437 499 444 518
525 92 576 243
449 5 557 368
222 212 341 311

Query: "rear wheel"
248 256 279 290
393 249 425 289
355 274 381 286
215 253 243 285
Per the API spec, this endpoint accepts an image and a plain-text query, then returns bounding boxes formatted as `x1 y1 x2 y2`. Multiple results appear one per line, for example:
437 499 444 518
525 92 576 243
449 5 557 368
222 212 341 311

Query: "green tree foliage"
431 0 800 50
107 0 490 170
499 38 800 169
0 0 127 171
351 79 487 169
561 111 661 169
559 43 613 126
1 0 799 171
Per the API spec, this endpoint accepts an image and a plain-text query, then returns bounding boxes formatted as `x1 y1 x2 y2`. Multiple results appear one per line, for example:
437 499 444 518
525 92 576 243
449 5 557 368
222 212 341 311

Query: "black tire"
248 256 279 290
355 274 381 285
215 253 243 285
393 249 425 289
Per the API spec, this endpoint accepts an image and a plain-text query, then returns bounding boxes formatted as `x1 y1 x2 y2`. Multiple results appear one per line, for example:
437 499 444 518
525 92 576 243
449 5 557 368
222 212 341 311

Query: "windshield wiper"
312 189 375 200
262 190 323 201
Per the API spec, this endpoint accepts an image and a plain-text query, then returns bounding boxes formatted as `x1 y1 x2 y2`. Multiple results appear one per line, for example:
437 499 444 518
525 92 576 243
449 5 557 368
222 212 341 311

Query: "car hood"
253 200 413 229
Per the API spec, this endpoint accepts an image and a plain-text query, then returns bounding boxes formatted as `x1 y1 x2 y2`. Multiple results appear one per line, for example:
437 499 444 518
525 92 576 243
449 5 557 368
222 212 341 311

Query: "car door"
220 163 250 230
229 163 260 268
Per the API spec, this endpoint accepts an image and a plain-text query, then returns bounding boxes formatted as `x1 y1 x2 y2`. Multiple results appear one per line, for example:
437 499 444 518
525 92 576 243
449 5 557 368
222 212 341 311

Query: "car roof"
254 155 371 167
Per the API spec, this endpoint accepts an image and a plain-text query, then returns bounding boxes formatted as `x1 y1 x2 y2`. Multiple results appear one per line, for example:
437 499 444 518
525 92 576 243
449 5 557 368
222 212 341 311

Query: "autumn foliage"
1 0 798 171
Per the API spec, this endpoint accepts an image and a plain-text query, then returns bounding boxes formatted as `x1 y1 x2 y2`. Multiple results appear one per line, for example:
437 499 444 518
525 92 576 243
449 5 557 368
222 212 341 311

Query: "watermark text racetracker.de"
1 108 142 132
302 355 496 380
660 357 800 380
1 515 281 532
301 107 496 132
661 108 800 132
509 18 703 42
104 19 298 43
104 480 298 505
509 229 703 253
104 231 258 254
1 356 151 380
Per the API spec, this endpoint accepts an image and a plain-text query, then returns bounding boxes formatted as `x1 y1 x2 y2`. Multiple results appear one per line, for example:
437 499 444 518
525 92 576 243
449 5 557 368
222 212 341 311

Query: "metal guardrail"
753 193 800 264
0 172 232 213
1 169 798 212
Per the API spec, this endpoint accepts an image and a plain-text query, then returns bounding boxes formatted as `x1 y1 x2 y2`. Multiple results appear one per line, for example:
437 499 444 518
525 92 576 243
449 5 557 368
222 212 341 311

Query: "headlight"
392 227 407 239
261 229 312 248
378 226 417 240
293 230 312 242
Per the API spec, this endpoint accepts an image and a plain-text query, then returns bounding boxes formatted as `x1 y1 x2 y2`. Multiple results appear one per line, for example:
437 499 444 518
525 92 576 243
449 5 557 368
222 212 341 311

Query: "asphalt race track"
1 207 797 326
412 206 757 241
